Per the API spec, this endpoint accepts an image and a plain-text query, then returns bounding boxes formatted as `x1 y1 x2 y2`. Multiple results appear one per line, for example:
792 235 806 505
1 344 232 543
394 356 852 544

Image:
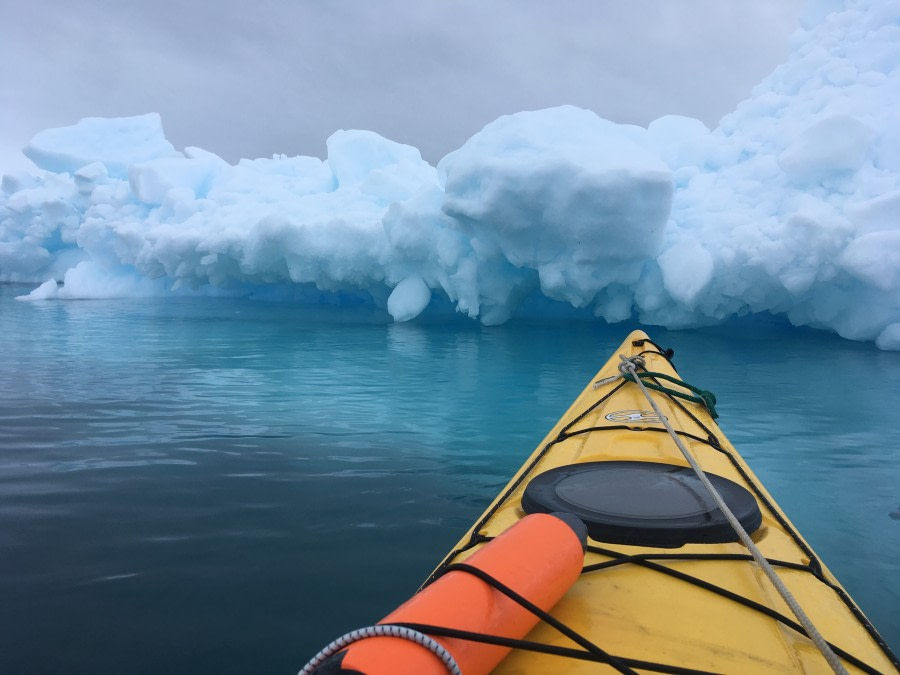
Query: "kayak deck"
430 330 898 674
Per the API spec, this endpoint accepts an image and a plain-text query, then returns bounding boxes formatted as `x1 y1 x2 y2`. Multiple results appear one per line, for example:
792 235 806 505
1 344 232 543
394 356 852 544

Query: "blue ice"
2 0 899 349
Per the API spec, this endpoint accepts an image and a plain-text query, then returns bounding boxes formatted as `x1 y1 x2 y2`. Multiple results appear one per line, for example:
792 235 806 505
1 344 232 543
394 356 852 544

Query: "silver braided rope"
618 355 849 675
298 624 461 675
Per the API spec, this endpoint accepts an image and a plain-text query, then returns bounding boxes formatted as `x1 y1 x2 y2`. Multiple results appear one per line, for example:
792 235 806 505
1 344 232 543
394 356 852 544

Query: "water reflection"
1 287 898 671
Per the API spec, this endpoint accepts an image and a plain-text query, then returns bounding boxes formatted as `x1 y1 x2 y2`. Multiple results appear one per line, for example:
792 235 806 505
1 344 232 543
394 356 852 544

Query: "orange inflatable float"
304 512 586 674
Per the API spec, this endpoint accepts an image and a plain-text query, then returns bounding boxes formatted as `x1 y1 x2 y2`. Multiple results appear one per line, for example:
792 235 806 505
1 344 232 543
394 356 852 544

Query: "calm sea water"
1 283 898 673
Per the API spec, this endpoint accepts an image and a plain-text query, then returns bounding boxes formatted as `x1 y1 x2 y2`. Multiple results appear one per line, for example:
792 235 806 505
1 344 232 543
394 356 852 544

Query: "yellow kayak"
302 330 898 674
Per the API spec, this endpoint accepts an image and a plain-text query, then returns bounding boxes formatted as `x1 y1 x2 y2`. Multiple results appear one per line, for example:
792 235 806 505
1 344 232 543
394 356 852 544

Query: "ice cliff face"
2 0 899 349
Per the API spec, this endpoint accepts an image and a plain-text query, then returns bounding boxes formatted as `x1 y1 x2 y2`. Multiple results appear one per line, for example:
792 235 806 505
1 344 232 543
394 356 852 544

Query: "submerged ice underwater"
1 0 899 671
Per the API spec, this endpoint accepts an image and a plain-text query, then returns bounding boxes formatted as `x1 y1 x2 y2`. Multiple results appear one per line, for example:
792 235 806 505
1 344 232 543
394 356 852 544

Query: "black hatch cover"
522 461 762 548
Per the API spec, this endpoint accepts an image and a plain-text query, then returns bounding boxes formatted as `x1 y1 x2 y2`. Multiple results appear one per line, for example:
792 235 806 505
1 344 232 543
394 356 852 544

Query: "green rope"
622 371 718 419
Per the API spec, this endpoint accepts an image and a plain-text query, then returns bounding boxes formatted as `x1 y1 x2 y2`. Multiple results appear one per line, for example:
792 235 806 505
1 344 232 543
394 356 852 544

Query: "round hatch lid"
522 461 762 547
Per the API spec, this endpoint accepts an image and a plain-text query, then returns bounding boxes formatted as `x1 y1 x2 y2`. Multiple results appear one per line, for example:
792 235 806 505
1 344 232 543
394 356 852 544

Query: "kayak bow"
302 330 899 674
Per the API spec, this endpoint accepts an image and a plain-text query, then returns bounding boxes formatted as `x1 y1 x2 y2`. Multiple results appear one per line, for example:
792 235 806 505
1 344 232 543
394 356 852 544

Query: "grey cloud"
1 0 803 171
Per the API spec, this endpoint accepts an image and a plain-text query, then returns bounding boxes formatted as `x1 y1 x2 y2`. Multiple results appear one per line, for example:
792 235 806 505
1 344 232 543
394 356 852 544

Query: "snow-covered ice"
2 0 899 348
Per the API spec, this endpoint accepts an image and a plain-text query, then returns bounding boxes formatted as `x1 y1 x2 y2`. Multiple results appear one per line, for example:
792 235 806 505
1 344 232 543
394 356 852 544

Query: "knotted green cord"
622 371 719 419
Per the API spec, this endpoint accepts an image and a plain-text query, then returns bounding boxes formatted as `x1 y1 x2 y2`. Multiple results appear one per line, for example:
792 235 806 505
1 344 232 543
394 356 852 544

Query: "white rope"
593 373 623 389
618 355 849 675
298 624 461 675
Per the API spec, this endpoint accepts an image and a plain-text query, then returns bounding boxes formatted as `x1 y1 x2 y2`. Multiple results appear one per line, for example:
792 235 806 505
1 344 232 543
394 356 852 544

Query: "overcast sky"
2 0 805 173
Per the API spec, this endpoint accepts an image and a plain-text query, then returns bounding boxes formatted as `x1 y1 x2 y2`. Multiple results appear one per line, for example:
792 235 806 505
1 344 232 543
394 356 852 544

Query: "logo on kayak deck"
605 410 667 424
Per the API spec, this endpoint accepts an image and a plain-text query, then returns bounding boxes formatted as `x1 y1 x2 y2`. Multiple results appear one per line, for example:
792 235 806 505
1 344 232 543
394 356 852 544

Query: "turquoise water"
1 284 898 673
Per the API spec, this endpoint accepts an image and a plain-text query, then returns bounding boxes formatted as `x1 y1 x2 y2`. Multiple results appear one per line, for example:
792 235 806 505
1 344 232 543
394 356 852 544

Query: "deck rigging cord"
297 625 461 675
617 353 849 675
594 368 718 418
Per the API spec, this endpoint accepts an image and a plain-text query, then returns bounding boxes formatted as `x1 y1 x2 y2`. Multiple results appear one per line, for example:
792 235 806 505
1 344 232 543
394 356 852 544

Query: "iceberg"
2 0 899 349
